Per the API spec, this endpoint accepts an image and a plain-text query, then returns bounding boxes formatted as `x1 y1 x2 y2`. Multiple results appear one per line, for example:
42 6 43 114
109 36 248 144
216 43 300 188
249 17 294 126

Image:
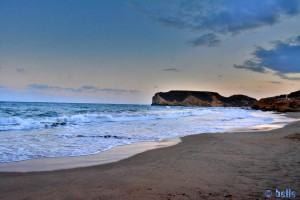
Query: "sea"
0 102 292 163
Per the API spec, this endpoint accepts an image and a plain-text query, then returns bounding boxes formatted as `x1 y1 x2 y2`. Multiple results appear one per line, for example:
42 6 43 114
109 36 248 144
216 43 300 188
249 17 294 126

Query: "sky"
0 0 299 104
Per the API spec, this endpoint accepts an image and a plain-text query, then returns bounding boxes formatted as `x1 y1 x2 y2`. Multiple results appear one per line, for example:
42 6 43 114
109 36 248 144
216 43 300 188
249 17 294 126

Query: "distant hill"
151 91 257 107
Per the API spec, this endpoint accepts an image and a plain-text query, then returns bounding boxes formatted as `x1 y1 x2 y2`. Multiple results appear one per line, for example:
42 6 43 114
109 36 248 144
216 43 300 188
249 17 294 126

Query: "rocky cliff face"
152 91 257 107
252 90 300 112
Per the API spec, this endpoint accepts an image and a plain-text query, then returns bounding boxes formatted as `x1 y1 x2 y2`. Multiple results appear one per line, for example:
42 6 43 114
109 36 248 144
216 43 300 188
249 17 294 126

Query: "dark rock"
252 90 300 112
284 133 300 141
224 194 232 198
288 90 300 98
76 134 131 140
151 90 257 107
51 122 67 127
285 133 300 141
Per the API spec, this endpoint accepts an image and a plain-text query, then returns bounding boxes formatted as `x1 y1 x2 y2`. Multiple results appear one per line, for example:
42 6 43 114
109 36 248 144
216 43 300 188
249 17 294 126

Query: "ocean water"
0 102 291 163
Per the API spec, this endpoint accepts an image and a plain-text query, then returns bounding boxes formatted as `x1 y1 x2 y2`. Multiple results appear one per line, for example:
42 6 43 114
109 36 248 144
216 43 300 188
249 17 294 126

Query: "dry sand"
0 113 299 200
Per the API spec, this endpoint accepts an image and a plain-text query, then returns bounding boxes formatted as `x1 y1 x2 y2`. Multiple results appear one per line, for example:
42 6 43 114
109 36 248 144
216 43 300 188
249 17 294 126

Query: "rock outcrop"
252 90 300 112
151 91 257 107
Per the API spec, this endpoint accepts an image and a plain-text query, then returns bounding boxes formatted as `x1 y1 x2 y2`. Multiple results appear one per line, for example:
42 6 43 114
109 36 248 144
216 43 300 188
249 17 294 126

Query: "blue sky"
0 0 299 104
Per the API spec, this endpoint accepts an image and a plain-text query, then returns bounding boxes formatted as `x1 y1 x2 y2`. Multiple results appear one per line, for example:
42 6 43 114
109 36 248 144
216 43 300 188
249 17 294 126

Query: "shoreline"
0 112 299 199
0 139 180 172
0 111 297 173
0 111 298 173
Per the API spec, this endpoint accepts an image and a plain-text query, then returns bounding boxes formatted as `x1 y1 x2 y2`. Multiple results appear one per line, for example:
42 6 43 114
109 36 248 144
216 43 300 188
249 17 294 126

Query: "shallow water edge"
0 139 180 172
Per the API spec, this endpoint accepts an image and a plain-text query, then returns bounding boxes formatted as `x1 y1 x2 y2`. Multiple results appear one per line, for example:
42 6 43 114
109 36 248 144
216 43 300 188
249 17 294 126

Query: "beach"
0 113 299 200
2 0 300 199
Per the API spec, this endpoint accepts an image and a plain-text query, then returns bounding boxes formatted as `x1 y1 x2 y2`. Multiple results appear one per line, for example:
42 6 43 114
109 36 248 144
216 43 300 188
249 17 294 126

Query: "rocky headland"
151 90 257 107
252 90 300 112
152 90 300 112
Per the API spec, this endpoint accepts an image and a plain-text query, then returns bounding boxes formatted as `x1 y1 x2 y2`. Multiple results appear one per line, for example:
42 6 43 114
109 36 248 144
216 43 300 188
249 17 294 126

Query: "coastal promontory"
252 90 300 112
151 90 257 107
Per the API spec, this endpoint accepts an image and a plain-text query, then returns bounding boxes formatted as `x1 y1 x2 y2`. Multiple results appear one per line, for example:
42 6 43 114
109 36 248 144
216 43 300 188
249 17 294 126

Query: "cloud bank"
234 35 300 80
133 0 300 46
28 84 141 94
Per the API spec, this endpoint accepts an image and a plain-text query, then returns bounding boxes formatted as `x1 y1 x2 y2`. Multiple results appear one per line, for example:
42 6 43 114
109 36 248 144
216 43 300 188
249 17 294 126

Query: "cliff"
151 91 257 107
252 90 300 112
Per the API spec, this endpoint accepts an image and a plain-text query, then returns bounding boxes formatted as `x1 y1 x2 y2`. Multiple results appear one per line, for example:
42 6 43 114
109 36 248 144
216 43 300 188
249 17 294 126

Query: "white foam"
0 108 214 131
0 105 293 163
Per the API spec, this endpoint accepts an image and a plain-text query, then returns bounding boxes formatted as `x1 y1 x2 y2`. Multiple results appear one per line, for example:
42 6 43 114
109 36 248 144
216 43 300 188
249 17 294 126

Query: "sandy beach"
2 0 300 199
0 113 299 200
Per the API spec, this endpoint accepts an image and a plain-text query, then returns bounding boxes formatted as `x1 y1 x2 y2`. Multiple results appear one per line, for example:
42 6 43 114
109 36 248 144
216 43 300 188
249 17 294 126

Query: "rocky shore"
252 90 300 112
152 90 300 112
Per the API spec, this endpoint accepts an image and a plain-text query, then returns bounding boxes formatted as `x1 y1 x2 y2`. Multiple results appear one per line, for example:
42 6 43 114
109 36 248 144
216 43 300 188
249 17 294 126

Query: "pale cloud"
28 84 142 95
163 68 182 72
16 68 26 73
187 33 221 47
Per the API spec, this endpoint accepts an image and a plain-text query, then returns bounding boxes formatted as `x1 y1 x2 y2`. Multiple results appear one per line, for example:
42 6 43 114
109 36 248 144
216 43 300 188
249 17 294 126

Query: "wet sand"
0 139 180 172
0 113 299 200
